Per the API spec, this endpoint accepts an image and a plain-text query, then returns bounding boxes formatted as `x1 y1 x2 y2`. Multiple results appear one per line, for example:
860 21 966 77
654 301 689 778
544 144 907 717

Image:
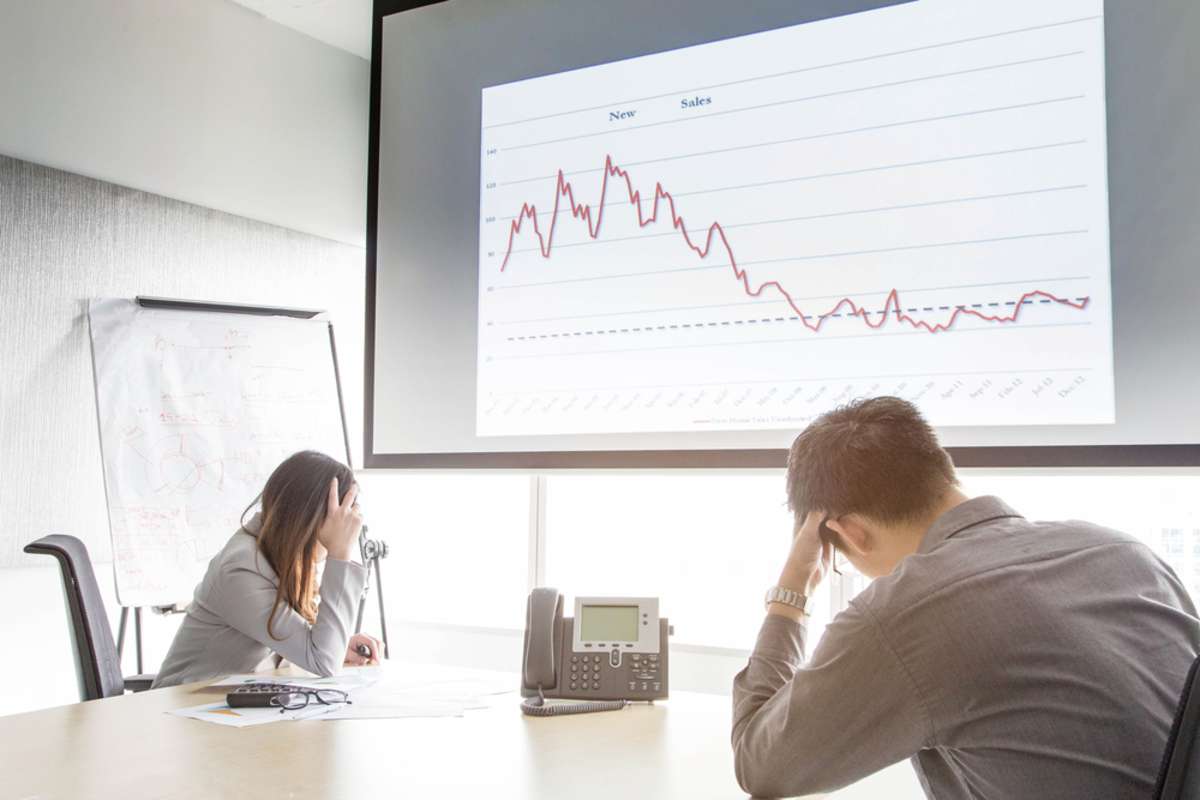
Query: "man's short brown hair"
786 396 957 524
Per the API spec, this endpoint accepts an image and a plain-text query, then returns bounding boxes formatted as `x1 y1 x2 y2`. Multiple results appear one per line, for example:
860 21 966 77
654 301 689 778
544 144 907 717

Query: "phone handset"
521 587 563 692
520 587 629 717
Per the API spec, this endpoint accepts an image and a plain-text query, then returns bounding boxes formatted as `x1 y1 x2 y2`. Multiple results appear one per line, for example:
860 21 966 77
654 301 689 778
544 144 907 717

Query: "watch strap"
765 586 808 614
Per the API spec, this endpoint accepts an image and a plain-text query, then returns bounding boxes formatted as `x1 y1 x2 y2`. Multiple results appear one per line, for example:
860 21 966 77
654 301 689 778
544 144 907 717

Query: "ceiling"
228 0 373 60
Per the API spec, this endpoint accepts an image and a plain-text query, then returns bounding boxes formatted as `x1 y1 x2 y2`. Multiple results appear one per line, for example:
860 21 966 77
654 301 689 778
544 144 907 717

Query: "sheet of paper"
208 670 381 693
383 678 514 699
205 666 517 723
168 701 336 728
368 666 516 698
320 701 467 720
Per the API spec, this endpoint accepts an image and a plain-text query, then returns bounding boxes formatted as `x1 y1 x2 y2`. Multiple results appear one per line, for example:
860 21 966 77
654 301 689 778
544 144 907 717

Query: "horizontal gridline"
501 297 1092 342
499 51 1086 152
482 14 1101 130
489 321 1094 361
497 138 1087 197
482 366 1096 396
492 276 1092 319
495 96 1087 186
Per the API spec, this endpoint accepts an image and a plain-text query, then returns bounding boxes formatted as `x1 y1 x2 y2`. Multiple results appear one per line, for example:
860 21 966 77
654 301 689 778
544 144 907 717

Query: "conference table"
0 662 828 799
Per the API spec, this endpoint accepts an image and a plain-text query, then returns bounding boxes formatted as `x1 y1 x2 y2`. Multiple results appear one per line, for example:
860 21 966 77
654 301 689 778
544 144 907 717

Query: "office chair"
24 535 155 700
1154 652 1200 799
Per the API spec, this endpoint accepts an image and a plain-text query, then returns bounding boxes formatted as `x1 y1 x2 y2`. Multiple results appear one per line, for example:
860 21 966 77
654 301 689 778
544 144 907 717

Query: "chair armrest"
123 674 156 693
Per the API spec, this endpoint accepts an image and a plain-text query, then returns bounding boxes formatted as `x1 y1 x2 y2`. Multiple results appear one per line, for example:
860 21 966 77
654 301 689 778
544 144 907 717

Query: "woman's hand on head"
317 478 362 562
344 633 382 666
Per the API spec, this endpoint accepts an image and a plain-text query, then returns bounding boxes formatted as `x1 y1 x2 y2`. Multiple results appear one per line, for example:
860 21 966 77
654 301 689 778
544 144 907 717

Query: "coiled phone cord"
520 686 629 716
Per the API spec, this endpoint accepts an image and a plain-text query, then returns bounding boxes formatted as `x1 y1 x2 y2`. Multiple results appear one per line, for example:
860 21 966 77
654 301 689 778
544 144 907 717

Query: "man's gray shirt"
732 496 1199 798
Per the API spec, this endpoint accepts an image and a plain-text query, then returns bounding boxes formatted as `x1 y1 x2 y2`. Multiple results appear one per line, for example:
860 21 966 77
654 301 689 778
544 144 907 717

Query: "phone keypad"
568 655 616 692
565 656 664 693
560 617 666 699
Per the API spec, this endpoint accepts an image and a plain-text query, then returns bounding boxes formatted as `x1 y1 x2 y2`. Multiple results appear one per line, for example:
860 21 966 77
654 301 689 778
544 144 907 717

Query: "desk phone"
521 587 669 716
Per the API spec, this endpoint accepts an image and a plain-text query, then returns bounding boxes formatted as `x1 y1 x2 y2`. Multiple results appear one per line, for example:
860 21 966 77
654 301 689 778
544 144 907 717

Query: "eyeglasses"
268 689 352 713
820 520 859 575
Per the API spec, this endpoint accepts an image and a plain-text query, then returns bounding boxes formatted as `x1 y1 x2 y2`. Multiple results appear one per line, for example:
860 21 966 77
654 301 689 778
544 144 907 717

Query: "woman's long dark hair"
243 451 355 639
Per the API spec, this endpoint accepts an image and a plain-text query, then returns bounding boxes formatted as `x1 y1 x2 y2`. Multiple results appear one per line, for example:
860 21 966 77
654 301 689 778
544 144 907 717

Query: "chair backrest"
24 535 124 701
1155 652 1200 799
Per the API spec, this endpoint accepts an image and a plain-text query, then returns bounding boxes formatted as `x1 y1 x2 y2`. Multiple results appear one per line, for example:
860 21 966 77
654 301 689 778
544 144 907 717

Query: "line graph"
497 153 1090 335
476 0 1112 437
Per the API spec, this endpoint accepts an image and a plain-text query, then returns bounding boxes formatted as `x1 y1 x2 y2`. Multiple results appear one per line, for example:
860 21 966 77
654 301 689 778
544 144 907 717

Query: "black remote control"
226 682 308 708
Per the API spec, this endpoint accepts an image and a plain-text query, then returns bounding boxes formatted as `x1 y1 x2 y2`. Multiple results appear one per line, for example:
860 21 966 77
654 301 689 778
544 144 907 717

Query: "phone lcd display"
580 605 639 642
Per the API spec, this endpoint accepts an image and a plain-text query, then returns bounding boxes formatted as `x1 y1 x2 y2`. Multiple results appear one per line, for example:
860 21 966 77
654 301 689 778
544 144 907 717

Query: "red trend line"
497 154 1090 334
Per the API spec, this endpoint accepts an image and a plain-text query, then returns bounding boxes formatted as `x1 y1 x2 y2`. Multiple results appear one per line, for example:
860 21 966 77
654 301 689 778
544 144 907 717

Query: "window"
354 471 530 630
541 472 836 651
356 468 1200 657
542 470 1200 651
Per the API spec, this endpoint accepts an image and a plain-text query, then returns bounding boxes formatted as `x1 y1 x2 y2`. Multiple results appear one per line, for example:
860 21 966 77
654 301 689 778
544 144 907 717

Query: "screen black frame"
364 0 1200 469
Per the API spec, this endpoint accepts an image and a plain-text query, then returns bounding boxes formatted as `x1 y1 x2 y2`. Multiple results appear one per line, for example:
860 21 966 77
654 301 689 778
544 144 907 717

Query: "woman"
153 451 382 688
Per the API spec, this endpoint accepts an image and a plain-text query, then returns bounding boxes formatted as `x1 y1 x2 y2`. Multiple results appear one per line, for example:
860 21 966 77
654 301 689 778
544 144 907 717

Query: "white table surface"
0 662 834 800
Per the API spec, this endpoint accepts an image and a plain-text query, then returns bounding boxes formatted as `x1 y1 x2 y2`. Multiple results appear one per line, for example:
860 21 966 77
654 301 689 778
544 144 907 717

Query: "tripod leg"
355 592 367 634
373 557 390 659
117 607 129 661
134 608 144 674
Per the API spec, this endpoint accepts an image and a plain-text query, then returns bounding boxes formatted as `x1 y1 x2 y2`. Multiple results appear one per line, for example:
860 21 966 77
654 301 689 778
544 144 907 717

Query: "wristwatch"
765 586 808 614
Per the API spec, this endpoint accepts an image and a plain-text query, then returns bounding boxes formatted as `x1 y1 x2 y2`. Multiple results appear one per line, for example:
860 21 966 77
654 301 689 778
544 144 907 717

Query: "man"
732 396 1199 798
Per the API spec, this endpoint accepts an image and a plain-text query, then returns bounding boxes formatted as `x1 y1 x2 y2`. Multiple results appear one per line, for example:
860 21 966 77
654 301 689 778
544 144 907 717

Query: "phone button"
609 649 621 668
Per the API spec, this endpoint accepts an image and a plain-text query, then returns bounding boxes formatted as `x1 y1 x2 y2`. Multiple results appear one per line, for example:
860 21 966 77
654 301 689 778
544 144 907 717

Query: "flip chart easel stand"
107 296 391 668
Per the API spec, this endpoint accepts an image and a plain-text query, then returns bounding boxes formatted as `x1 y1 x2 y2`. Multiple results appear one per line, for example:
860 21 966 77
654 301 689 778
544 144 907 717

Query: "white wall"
0 155 369 706
0 0 368 246
0 0 370 715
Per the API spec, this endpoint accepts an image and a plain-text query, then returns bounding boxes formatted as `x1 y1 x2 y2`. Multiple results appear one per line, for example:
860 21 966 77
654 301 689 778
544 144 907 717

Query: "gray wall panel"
0 155 365 568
